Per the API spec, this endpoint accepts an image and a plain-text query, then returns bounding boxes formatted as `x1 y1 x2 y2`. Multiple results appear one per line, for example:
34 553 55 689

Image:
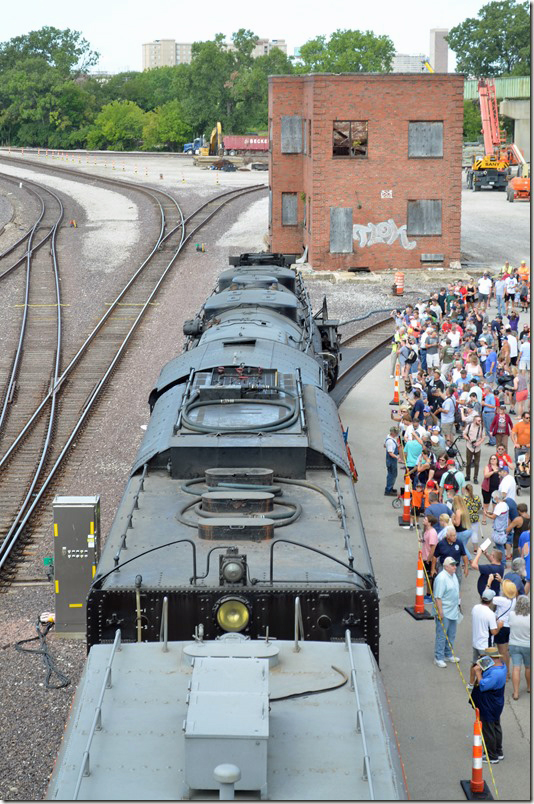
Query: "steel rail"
0 183 171 470
1 186 64 545
0 174 47 263
0 182 63 432
0 183 265 571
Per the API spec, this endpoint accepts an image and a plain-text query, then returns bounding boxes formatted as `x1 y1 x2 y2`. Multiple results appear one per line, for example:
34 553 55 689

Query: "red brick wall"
268 73 464 271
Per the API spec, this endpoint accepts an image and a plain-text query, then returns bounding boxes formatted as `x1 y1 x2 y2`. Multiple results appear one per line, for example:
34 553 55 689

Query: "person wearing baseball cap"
433 555 461 668
470 582 503 685
438 458 466 498
470 642 507 764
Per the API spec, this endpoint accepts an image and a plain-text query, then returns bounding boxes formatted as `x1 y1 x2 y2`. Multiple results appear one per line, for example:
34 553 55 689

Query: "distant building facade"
268 73 464 272
391 53 429 73
143 38 286 69
430 29 449 73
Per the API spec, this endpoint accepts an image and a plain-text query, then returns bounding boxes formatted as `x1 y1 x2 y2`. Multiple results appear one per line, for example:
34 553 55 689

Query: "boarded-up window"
308 120 312 155
303 120 308 156
282 193 298 225
330 207 353 253
408 122 443 158
333 121 368 158
281 116 303 153
407 200 442 235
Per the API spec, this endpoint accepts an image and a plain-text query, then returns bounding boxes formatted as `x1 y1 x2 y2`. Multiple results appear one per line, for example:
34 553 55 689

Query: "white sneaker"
446 656 460 663
434 659 447 668
390 374 394 379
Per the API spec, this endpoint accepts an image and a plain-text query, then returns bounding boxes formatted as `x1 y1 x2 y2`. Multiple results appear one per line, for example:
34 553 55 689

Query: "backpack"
443 471 460 493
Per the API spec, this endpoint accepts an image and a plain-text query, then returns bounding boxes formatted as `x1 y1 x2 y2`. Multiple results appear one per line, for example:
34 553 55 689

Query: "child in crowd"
411 482 425 526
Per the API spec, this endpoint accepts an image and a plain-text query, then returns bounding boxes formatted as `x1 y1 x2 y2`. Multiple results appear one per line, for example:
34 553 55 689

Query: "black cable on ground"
14 619 70 689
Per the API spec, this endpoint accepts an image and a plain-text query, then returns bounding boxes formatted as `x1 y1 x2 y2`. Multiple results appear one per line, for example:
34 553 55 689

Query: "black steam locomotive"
87 253 379 659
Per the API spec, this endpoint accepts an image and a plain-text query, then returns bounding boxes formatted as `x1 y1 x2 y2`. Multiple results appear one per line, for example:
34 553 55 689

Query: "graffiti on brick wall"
353 219 417 250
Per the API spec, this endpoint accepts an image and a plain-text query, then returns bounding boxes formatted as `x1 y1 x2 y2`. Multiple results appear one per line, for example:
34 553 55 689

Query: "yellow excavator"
200 122 223 157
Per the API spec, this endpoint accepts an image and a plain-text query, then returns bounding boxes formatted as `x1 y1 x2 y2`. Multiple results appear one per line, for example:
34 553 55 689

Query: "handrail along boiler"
86 253 379 658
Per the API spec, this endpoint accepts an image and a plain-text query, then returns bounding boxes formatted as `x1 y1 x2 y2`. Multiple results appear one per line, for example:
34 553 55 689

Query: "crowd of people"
383 263 530 766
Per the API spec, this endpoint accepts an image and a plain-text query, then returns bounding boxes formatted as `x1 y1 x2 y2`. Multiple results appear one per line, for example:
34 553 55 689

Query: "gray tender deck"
46 638 407 801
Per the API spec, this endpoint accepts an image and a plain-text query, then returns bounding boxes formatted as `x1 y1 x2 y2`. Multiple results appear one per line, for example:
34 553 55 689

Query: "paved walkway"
340 305 530 801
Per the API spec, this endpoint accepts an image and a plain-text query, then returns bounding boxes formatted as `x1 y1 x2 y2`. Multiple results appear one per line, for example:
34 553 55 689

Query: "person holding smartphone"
470 646 507 764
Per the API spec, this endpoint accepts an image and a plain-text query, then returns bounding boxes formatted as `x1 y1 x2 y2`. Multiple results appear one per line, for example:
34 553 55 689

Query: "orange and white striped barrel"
392 362 400 404
401 473 411 524
394 271 405 295
413 551 426 615
470 709 484 794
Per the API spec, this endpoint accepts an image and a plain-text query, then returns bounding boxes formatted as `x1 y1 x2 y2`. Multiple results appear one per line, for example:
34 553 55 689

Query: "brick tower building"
268 73 464 272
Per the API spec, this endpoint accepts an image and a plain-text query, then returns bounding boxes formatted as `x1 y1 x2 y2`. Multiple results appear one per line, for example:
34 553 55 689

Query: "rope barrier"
393 354 501 799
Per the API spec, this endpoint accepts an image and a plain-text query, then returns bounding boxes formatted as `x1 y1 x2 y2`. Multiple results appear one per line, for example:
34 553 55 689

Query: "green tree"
184 35 235 135
0 26 98 75
297 29 395 73
463 100 483 141
102 65 191 111
227 47 294 131
230 29 257 69
447 0 530 77
88 99 146 150
142 99 193 150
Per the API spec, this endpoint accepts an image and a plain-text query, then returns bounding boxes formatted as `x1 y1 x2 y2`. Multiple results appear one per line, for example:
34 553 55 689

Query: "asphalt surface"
340 166 531 801
460 176 530 270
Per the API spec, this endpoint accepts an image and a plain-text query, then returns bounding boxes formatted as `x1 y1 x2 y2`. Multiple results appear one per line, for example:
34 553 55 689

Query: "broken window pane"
333 121 368 158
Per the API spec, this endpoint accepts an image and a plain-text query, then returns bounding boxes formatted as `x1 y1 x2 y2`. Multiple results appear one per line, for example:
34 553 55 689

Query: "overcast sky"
3 0 486 73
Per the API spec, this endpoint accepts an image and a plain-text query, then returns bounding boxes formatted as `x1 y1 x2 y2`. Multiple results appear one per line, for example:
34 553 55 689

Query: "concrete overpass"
464 77 530 161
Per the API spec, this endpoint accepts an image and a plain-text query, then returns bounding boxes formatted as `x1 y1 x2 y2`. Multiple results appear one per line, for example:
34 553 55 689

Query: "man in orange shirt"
511 411 531 465
518 260 530 285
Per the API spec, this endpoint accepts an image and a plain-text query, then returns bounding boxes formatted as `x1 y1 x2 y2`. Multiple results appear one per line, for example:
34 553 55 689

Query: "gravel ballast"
0 152 528 801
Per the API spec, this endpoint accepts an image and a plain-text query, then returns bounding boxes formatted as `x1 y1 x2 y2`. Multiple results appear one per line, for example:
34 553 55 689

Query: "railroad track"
331 317 395 406
0 162 266 581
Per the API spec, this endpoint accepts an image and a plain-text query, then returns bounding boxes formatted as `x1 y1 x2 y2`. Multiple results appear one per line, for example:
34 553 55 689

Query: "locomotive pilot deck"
46 636 407 801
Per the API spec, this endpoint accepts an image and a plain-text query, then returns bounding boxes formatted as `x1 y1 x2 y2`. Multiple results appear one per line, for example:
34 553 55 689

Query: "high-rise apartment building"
143 38 286 69
429 29 449 73
142 40 177 70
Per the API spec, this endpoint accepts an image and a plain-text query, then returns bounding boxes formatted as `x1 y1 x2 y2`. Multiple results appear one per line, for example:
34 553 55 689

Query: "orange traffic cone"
398 472 411 527
405 550 433 620
460 709 493 800
389 361 401 406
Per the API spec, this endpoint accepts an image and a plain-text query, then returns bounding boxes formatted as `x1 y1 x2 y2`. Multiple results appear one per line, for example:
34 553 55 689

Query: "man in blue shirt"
519 530 530 594
481 384 497 446
411 389 426 424
471 647 507 763
431 527 469 585
484 347 498 384
424 492 449 520
471 545 506 596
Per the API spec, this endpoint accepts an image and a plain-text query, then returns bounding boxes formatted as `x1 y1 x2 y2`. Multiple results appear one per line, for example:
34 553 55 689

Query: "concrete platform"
340 307 530 800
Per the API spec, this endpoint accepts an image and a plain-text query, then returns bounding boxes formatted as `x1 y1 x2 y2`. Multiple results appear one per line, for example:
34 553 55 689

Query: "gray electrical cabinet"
53 496 100 635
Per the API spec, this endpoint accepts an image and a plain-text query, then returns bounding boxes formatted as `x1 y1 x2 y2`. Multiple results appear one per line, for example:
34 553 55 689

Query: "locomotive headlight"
215 597 250 632
222 561 245 583
219 548 247 586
